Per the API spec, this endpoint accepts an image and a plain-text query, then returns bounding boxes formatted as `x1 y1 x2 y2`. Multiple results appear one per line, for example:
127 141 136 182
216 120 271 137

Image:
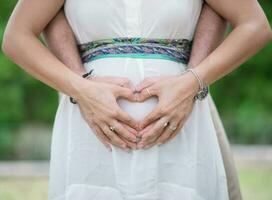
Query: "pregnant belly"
84 58 186 121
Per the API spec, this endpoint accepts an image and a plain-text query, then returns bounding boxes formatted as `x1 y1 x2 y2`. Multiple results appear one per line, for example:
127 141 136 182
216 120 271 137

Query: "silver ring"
163 122 169 128
145 88 152 97
169 126 177 132
109 126 116 132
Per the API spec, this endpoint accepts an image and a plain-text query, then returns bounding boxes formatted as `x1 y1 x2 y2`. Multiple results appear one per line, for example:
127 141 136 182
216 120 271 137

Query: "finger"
156 120 179 145
166 120 184 143
115 108 139 131
136 85 157 102
121 122 138 135
118 134 137 150
92 77 135 91
100 123 129 150
135 77 158 92
139 104 164 130
143 120 179 149
138 117 169 148
118 78 134 90
110 77 134 90
111 120 138 143
91 124 112 151
114 86 136 102
86 119 112 151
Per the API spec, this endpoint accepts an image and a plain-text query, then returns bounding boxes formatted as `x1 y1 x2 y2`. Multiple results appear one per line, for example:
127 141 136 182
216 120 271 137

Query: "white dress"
48 0 229 200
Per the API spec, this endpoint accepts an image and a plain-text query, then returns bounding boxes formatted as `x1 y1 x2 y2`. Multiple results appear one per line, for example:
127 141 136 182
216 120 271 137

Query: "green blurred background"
0 1 272 200
1 0 272 160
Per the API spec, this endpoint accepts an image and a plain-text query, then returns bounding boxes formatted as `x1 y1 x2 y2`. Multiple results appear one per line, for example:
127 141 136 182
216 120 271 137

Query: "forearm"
43 9 85 75
193 0 272 86
196 20 271 86
1 0 89 99
188 4 227 68
2 30 87 98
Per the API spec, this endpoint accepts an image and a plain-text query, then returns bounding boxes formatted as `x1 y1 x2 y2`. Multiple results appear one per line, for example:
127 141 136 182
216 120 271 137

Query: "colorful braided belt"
78 37 192 64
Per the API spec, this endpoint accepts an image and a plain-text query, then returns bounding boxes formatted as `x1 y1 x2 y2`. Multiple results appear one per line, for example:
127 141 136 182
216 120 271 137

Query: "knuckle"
158 107 167 115
144 134 153 142
110 110 119 118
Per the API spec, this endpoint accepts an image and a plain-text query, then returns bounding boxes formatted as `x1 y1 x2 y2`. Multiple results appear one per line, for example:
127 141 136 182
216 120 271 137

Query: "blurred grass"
0 168 271 200
238 167 272 200
0 177 48 200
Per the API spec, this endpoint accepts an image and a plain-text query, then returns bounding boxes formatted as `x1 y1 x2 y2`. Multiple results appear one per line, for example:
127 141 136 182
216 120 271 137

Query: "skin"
2 0 272 151
43 10 138 151
2 0 139 152
42 4 228 151
135 4 228 149
134 0 272 148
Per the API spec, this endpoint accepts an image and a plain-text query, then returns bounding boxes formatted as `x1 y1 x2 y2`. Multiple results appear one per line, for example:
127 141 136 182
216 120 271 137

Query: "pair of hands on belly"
76 72 199 151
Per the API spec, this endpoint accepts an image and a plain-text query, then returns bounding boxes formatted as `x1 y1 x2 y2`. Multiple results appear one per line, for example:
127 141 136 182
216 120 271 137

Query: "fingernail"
136 135 142 143
138 143 144 149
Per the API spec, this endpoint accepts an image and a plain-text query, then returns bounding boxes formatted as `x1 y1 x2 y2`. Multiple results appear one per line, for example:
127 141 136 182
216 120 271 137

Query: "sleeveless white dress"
48 0 229 200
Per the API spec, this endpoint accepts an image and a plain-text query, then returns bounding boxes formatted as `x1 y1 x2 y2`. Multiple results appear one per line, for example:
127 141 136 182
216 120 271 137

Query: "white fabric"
48 0 229 199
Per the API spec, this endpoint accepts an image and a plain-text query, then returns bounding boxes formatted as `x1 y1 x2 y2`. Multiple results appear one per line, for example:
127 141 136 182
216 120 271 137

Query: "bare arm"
196 0 272 86
188 4 227 68
2 0 139 151
2 0 84 97
134 0 272 148
43 9 85 76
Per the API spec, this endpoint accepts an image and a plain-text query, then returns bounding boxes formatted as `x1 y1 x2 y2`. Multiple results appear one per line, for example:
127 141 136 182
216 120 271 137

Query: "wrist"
179 68 209 100
69 69 96 103
177 71 199 97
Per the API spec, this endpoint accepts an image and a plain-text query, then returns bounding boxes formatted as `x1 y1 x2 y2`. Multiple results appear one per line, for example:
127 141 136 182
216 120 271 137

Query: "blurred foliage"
0 0 271 159
211 0 272 144
0 0 58 159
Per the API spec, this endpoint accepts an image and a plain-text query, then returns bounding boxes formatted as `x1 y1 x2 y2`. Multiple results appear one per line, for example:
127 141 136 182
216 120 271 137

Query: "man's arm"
188 4 243 200
188 4 227 68
43 9 85 76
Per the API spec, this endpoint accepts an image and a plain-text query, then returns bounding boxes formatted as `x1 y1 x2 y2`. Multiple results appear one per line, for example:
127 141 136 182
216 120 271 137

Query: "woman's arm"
2 0 139 150
2 0 84 97
135 0 272 149
43 10 139 150
195 0 272 86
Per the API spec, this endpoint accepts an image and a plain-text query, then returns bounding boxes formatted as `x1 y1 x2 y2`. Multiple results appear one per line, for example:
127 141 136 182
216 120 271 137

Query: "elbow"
1 28 21 60
252 18 272 44
1 34 9 57
261 22 272 43
2 32 14 58
266 26 272 42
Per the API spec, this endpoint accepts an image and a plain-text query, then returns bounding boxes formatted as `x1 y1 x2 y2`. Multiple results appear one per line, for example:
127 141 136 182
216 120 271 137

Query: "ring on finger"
109 125 116 133
163 122 170 128
169 125 177 132
145 88 152 97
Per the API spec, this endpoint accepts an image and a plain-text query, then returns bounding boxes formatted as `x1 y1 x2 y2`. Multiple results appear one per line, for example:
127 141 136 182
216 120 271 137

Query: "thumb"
114 86 137 102
135 77 157 92
136 86 157 102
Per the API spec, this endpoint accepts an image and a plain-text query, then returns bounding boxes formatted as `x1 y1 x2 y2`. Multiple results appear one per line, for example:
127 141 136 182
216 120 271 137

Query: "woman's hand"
135 72 199 149
75 79 139 151
87 76 139 151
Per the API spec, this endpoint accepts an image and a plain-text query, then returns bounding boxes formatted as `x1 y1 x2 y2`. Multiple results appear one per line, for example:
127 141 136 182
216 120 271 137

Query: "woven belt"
78 37 192 64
